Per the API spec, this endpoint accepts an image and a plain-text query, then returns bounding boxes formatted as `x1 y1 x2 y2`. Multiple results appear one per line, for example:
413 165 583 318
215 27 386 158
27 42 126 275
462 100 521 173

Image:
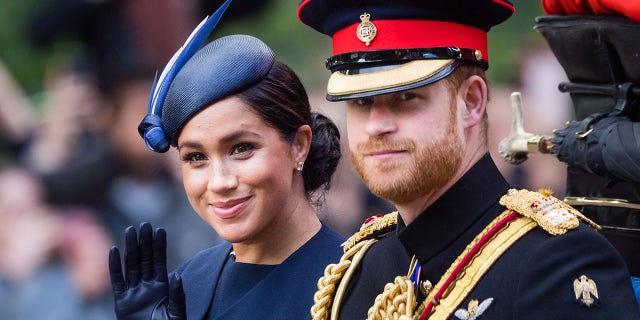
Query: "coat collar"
178 242 233 319
398 154 510 265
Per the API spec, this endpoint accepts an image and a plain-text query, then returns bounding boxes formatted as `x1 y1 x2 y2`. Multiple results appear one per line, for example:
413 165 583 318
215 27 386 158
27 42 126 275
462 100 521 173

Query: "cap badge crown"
357 12 377 46
474 50 483 61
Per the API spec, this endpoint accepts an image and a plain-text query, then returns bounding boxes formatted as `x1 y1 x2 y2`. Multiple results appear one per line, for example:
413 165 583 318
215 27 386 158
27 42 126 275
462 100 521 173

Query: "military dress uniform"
297 0 640 318
311 155 639 319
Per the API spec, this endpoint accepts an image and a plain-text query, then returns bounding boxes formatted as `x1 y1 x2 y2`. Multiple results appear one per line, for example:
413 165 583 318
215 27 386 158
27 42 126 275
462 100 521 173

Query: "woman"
108 4 344 319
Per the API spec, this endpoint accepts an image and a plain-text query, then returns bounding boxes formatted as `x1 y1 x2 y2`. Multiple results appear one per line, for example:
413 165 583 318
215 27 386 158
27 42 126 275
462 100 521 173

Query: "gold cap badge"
473 50 483 61
357 13 377 46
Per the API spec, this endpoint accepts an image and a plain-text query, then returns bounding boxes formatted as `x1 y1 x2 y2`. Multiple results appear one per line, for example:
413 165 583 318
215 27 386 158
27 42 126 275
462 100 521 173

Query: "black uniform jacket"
338 154 640 319
173 225 344 320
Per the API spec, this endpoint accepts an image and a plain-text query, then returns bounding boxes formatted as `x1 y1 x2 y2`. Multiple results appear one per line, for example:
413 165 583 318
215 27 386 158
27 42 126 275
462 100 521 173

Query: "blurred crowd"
0 0 572 319
0 0 232 318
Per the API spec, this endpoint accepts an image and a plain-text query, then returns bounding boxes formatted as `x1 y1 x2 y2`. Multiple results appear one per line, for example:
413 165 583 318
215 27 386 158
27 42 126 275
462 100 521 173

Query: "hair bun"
303 112 341 193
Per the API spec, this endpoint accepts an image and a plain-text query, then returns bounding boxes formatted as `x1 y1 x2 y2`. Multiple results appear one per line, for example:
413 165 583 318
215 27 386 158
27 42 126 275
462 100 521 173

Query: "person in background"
108 1 344 319
0 166 114 320
296 0 640 319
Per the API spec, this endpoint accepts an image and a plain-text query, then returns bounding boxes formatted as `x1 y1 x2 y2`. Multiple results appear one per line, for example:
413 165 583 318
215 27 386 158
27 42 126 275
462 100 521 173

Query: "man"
297 0 640 319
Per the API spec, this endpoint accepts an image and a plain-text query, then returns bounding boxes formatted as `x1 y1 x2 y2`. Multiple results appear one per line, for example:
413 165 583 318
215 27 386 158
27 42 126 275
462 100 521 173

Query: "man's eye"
231 143 254 155
355 97 373 106
400 92 416 100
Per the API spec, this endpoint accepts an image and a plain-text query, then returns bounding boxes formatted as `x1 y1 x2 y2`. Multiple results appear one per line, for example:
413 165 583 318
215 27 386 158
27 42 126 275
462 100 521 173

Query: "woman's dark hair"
237 61 341 195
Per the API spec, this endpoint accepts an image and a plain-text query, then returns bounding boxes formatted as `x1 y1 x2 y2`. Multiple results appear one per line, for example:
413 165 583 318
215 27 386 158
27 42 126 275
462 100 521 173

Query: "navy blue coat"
173 225 343 319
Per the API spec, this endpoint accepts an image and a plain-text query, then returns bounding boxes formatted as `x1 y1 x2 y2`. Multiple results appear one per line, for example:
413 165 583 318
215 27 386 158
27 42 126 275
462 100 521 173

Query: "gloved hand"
551 116 640 183
550 116 611 176
109 222 186 320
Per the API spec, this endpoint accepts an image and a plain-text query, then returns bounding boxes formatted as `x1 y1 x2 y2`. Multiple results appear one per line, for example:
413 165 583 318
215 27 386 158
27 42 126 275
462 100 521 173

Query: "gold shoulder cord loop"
367 256 419 320
368 276 416 320
331 239 378 319
311 212 399 320
311 239 378 320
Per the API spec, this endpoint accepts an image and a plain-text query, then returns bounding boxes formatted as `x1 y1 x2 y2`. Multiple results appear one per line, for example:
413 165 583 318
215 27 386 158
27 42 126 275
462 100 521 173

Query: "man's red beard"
350 106 463 204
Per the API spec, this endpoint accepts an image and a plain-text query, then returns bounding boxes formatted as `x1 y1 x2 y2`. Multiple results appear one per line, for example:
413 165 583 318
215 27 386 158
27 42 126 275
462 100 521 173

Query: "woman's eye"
231 143 254 155
182 152 206 162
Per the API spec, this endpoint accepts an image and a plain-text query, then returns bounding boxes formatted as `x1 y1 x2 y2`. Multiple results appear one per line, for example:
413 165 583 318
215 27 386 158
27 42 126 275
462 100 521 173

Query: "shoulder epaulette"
342 212 398 252
499 188 600 235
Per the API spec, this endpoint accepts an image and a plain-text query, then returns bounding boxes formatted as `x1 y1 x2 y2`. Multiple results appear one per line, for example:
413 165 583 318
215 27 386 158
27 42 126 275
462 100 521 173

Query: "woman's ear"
459 75 487 129
292 124 312 162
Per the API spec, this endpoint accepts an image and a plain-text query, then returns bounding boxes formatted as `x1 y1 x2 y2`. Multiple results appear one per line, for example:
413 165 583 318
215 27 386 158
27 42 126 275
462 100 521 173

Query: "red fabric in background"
542 0 640 22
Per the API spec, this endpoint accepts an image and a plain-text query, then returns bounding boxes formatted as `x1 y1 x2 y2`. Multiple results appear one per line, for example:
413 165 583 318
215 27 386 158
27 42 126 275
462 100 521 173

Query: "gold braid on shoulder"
310 212 398 320
342 212 399 251
499 188 600 234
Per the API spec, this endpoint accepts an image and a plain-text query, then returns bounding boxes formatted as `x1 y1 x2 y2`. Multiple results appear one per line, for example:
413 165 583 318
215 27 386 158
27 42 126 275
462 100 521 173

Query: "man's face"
346 80 464 204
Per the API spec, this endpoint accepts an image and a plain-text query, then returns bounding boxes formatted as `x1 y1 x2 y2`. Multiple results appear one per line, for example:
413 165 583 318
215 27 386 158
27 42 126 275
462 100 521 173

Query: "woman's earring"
296 161 304 172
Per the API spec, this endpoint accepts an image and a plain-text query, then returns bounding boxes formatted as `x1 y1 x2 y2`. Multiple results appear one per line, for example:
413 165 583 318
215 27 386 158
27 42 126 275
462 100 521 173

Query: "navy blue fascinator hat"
161 35 274 148
138 0 275 152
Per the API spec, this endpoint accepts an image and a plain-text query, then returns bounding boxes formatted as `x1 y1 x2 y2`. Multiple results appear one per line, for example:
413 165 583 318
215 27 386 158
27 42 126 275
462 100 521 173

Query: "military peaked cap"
297 0 514 101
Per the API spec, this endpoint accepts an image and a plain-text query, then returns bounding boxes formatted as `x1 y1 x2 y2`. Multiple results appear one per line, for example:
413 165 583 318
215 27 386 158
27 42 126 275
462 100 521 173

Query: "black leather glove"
109 222 186 320
551 116 611 176
551 116 640 184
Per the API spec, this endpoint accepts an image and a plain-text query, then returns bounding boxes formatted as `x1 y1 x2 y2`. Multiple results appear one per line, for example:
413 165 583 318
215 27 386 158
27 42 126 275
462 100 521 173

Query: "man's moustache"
355 139 416 154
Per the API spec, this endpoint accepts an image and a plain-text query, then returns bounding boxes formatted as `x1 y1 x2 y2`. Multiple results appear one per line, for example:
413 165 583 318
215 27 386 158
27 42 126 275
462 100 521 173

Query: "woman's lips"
210 196 251 219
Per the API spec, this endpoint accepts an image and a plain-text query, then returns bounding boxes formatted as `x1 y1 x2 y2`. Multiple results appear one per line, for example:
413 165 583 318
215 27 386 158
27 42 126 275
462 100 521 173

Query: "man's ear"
293 124 312 162
459 75 487 129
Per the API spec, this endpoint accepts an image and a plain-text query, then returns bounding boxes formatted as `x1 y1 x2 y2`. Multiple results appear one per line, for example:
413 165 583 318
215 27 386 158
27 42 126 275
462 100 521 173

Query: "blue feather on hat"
139 0 232 153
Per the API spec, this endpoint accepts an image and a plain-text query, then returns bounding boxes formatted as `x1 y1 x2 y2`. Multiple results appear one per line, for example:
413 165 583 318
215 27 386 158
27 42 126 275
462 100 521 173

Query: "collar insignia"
419 280 433 297
454 298 494 320
573 275 599 307
357 12 377 46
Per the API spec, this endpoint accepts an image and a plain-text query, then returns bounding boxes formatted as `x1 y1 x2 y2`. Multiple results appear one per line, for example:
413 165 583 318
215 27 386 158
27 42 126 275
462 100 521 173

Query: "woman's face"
177 96 306 245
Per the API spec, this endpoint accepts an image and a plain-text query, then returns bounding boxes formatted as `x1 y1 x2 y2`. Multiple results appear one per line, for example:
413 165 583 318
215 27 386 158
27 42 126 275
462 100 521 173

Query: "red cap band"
332 20 489 61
